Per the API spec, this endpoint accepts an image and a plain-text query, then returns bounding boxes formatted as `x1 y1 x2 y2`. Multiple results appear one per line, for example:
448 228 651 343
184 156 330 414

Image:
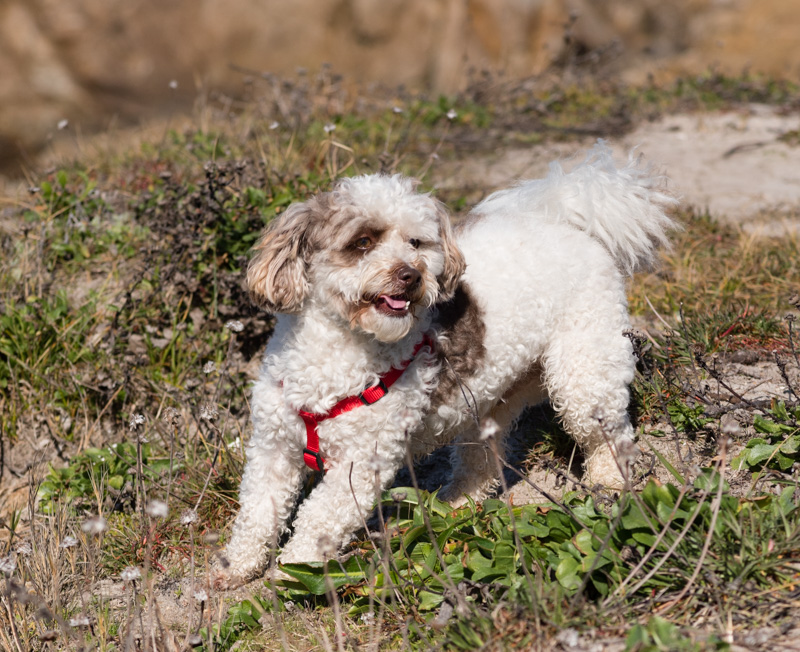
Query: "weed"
732 401 800 472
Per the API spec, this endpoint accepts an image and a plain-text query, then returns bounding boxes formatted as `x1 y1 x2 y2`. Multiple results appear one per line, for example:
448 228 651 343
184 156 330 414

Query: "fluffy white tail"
473 141 679 275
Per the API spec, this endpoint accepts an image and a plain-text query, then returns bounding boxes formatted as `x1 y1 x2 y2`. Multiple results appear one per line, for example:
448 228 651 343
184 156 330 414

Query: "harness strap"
297 334 434 472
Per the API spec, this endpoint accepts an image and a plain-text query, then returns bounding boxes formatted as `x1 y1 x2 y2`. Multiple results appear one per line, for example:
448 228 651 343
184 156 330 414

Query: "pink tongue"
381 295 406 310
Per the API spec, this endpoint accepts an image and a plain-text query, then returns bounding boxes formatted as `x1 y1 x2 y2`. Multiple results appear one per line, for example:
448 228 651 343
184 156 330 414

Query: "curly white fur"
215 142 677 588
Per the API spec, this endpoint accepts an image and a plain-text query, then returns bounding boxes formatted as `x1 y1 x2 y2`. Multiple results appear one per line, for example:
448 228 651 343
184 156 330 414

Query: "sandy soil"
436 104 800 231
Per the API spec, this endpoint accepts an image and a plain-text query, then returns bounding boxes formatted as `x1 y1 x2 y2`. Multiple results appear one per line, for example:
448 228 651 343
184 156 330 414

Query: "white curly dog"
216 142 676 588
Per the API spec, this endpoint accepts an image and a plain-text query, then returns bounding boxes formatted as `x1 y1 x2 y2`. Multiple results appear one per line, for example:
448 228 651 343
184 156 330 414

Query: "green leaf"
693 468 729 492
620 504 652 531
625 623 651 649
279 557 369 595
573 529 595 555
754 414 794 435
466 548 493 574
781 435 800 455
746 443 779 466
418 590 444 611
492 542 516 574
775 451 795 471
555 556 581 591
771 401 790 422
631 530 657 547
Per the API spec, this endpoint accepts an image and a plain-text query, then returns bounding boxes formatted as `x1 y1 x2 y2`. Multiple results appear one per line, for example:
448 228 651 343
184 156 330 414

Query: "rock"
2 0 800 175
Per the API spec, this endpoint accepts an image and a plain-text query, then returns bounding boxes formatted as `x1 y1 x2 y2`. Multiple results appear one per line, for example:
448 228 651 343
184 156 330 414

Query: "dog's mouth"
373 293 412 317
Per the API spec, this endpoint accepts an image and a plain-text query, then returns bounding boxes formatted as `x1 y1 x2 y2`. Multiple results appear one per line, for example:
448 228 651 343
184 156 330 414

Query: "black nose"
395 265 421 290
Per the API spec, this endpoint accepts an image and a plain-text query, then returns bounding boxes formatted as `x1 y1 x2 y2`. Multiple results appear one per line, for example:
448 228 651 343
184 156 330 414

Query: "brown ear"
435 203 466 301
246 202 315 313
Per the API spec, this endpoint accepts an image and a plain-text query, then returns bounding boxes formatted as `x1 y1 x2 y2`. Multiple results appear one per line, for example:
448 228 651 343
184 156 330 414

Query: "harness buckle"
359 379 388 405
303 448 326 472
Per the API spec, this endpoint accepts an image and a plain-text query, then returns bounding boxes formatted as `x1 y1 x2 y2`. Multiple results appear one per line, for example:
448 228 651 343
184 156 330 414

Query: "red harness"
297 334 434 472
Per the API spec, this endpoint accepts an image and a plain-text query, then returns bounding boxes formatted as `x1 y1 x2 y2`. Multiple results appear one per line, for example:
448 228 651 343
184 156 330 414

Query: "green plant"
38 442 175 514
667 399 712 433
0 291 103 440
732 402 800 471
271 470 800 648
626 616 727 651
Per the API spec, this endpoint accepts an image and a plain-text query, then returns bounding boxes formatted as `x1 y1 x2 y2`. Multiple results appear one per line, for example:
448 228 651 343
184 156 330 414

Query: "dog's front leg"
277 447 403 564
216 436 306 589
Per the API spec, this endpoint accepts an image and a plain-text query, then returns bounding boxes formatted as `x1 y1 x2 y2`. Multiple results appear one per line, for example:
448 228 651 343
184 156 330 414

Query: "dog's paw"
438 479 497 509
211 567 248 591
264 566 291 583
585 440 640 490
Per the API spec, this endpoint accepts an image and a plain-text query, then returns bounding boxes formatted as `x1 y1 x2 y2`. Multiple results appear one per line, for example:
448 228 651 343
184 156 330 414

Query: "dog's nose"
395 265 421 290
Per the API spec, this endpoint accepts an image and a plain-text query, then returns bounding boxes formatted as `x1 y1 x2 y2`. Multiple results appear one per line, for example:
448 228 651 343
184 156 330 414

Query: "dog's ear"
246 202 315 313
435 203 466 301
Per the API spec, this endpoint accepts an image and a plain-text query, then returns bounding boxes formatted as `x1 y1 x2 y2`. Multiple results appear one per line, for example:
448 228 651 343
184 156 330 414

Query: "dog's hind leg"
543 321 639 490
439 371 547 506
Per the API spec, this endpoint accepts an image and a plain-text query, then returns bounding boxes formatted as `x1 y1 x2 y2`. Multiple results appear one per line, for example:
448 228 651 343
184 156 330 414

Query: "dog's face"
247 175 465 342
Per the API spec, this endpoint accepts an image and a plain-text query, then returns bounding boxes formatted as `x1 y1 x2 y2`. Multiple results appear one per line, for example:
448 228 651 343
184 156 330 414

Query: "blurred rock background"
1 0 798 176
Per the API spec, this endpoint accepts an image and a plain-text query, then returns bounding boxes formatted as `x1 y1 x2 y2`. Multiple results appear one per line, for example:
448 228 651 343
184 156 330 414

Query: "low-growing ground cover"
1 70 799 650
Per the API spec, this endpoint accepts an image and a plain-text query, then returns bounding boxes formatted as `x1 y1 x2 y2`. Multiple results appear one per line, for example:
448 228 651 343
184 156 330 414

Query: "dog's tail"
473 141 679 275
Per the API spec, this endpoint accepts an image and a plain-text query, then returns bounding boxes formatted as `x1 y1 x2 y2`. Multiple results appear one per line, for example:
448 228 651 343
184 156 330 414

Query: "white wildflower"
368 452 382 473
445 109 457 121
68 614 90 627
360 611 375 624
0 555 16 575
722 420 742 436
479 417 499 441
202 360 216 374
269 121 280 130
15 541 32 556
146 500 168 519
199 403 218 421
129 413 145 431
224 319 244 332
193 588 209 602
323 123 336 134
228 437 242 452
81 516 107 535
162 407 181 425
59 535 79 549
397 409 418 434
316 535 335 558
120 566 141 582
180 509 198 526
57 119 69 130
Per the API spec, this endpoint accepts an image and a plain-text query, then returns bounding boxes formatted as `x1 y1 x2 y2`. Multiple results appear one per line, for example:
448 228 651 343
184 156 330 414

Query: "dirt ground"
437 104 800 230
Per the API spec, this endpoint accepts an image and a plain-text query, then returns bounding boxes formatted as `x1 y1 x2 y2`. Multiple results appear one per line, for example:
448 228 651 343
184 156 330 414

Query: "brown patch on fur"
247 201 320 313
434 204 467 301
430 282 486 410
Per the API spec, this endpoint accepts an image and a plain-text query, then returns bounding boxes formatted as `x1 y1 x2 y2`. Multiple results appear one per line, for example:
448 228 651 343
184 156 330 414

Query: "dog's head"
247 174 465 342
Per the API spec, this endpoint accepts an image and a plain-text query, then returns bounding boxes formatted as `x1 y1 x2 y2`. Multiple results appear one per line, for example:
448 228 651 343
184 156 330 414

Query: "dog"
215 142 676 588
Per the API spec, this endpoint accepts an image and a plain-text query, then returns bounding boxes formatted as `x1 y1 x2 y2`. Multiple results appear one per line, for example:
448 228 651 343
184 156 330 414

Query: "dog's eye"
409 238 421 249
354 236 373 250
